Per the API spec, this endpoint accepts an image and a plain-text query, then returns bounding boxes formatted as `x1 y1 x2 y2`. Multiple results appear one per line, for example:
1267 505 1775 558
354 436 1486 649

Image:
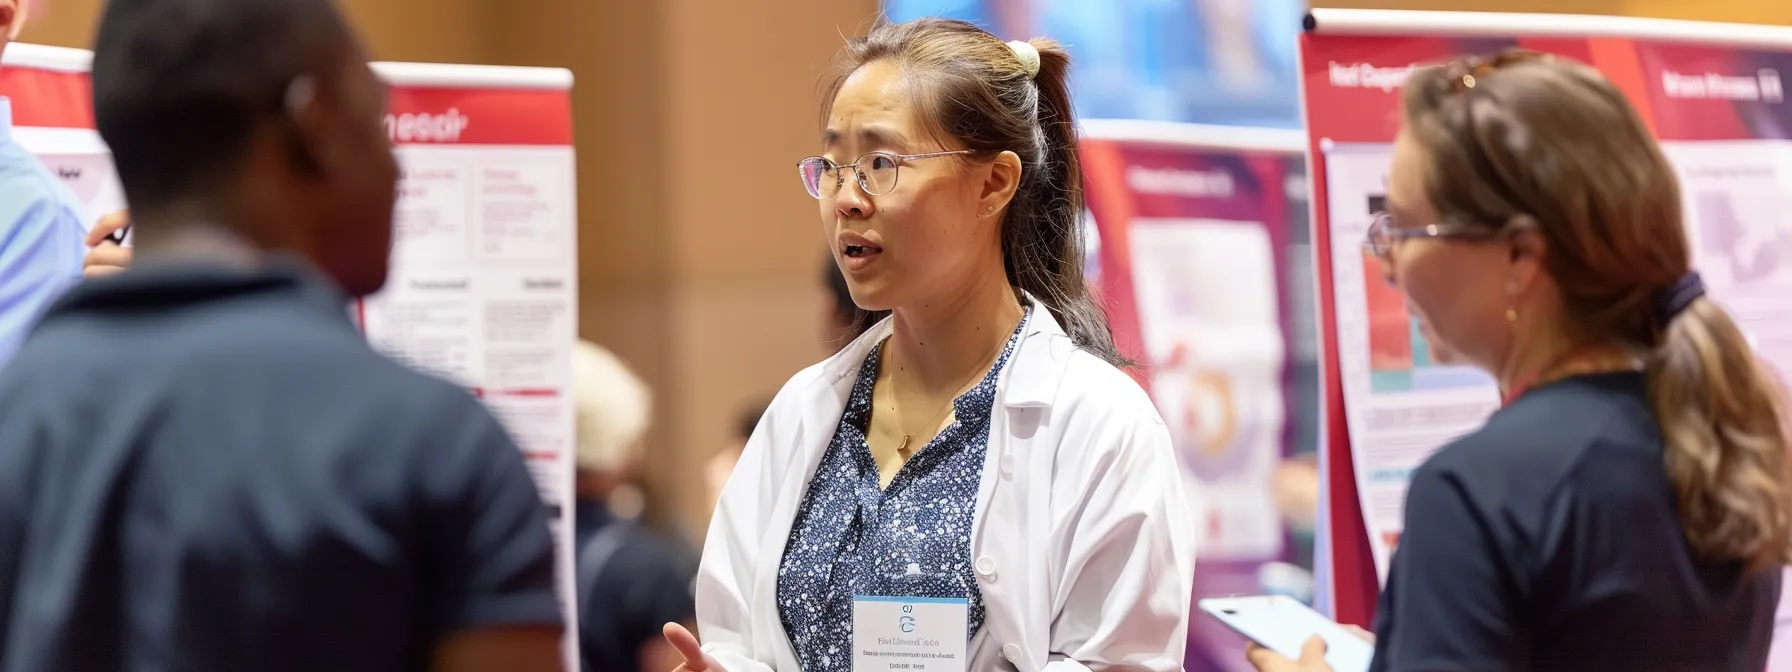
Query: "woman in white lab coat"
661 17 1196 672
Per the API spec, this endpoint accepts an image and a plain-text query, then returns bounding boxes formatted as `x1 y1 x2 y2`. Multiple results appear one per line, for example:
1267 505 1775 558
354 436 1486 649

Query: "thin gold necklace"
887 338 1005 455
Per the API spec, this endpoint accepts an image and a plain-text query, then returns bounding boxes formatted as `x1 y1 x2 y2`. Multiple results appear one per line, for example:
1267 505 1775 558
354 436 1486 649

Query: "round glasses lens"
1364 214 1390 257
798 158 834 199
859 153 900 196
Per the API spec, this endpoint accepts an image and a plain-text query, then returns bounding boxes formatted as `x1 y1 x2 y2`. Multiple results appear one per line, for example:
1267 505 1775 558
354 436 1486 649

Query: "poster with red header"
363 61 580 666
1299 9 1792 635
0 48 580 665
1081 119 1314 671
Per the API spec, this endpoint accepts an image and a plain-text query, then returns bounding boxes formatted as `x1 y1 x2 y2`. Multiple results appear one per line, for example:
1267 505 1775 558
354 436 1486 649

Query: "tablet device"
1198 595 1374 672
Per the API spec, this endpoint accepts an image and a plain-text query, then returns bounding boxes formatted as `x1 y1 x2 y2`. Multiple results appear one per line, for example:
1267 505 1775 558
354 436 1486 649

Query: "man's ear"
279 75 327 175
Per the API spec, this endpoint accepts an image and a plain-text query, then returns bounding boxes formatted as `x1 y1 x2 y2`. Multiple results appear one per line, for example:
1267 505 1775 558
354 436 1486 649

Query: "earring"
1505 307 1518 323
981 206 996 217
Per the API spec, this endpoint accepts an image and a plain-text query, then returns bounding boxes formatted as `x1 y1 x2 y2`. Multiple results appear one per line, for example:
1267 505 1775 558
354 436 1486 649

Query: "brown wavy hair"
1401 50 1792 571
817 17 1125 366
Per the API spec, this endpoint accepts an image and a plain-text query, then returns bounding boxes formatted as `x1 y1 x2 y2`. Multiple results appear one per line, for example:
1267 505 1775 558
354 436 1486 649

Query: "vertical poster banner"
1300 9 1792 630
363 62 580 667
1081 119 1310 671
0 43 125 234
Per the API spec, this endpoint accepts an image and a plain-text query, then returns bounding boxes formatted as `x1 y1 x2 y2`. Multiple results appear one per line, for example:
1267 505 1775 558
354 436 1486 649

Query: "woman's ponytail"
1650 295 1792 571
1001 39 1127 366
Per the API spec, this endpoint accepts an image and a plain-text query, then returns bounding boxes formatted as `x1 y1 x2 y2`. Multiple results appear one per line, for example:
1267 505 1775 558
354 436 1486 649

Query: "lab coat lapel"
752 319 891 668
970 300 1072 670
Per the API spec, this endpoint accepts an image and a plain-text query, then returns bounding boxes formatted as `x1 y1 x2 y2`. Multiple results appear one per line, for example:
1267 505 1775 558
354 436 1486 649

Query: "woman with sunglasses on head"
1250 50 1790 672
662 17 1196 672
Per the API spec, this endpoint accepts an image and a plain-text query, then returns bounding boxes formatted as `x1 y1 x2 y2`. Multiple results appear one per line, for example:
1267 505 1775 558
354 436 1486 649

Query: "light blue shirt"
0 97 87 365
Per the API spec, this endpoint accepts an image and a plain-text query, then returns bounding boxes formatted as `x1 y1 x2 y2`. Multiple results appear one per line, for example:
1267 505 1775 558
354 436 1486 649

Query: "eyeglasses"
1362 211 1522 261
797 150 975 199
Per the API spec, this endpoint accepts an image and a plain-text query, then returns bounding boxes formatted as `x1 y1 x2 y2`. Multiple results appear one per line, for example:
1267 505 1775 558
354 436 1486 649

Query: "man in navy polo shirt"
0 0 563 670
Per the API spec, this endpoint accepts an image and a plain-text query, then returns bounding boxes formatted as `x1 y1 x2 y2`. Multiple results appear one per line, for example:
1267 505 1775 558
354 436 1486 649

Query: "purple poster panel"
1083 131 1310 671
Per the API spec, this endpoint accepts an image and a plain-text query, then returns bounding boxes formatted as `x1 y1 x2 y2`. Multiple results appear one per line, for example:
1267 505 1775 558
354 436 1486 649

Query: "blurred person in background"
0 0 563 669
0 0 88 365
570 340 696 672
1250 50 1789 672
665 18 1194 671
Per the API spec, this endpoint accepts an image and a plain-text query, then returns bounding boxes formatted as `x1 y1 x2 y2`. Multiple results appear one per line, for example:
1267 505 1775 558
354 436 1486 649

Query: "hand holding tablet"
1200 595 1374 672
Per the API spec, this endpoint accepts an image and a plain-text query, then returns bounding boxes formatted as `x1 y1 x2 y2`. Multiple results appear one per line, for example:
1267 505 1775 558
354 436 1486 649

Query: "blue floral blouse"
774 310 1028 671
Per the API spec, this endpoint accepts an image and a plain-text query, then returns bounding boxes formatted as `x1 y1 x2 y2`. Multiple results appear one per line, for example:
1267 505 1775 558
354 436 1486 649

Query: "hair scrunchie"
1007 40 1041 79
1655 271 1706 323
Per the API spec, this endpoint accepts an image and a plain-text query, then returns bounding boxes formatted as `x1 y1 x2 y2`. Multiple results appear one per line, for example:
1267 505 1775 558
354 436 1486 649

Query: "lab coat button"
999 455 1015 475
1003 644 1022 662
975 556 997 578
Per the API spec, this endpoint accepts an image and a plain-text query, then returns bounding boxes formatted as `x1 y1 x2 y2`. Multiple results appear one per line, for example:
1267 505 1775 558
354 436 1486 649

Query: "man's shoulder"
16 309 482 425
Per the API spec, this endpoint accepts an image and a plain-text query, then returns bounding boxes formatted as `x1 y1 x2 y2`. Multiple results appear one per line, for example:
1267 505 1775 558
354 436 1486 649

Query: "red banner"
0 60 91 129
384 88 574 146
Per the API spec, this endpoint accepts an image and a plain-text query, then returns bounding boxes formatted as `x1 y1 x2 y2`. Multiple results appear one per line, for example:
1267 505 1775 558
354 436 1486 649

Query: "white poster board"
364 61 580 666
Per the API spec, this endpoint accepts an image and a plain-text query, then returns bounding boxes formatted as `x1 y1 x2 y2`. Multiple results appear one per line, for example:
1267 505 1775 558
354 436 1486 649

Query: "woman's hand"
1246 636 1333 672
1245 626 1374 672
663 622 719 671
83 211 133 278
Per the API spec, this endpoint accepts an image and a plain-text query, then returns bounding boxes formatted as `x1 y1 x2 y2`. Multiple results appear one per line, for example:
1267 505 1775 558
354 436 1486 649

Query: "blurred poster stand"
1299 9 1792 661
1081 119 1316 672
886 0 1306 128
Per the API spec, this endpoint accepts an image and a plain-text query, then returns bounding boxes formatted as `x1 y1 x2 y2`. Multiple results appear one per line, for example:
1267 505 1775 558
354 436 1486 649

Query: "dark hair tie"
1655 271 1706 322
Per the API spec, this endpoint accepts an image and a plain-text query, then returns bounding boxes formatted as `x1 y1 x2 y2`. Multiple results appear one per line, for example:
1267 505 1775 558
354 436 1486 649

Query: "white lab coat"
696 301 1198 671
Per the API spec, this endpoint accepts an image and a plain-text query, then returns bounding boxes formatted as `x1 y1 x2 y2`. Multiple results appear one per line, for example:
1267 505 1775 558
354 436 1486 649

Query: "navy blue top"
1370 371 1781 672
576 499 695 672
775 310 1027 671
0 260 561 672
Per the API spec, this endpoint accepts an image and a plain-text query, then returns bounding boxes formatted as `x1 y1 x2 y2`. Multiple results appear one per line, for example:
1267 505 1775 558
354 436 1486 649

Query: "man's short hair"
90 0 343 209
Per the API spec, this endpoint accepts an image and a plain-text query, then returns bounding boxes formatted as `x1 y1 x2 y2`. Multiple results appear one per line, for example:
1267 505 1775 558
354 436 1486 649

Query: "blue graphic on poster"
884 0 1305 128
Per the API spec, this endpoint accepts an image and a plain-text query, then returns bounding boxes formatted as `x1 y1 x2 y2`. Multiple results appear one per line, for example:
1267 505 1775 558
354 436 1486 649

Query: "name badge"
852 595 968 672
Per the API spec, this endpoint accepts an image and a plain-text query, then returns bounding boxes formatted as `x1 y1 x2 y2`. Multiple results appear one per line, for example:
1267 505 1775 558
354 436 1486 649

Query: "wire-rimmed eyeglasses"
797 150 974 200
1362 211 1520 261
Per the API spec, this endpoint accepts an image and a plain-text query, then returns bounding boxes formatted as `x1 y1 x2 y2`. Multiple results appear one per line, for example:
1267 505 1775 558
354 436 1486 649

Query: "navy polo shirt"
1370 372 1780 671
0 259 561 671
